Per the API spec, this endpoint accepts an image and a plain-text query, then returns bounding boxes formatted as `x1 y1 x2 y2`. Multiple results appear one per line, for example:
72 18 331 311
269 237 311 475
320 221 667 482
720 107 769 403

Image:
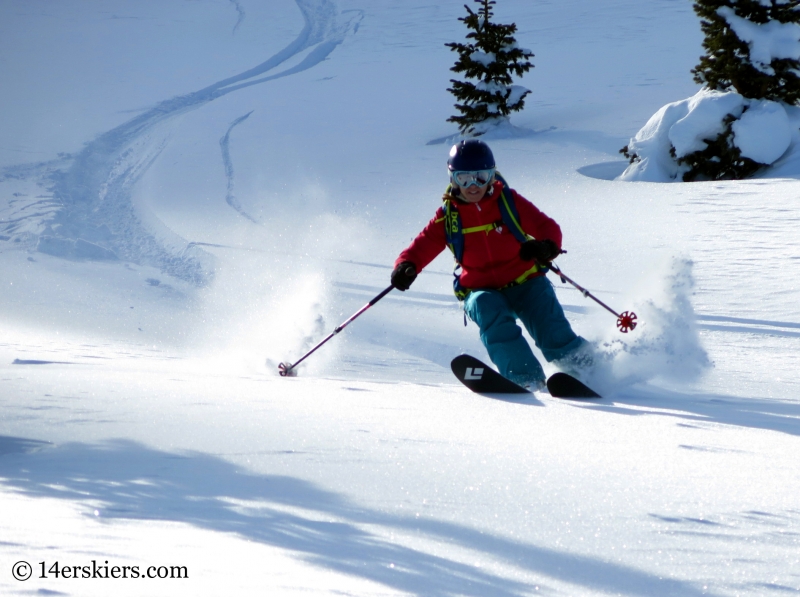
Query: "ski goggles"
450 168 495 188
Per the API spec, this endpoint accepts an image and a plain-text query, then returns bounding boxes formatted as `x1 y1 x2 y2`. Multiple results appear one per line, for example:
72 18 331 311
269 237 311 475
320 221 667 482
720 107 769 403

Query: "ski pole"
548 263 638 333
278 285 395 377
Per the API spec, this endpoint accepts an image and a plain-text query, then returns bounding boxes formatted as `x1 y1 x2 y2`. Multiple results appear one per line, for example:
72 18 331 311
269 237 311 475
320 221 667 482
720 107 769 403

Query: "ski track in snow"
697 314 800 338
229 0 246 35
0 0 364 286
220 111 257 223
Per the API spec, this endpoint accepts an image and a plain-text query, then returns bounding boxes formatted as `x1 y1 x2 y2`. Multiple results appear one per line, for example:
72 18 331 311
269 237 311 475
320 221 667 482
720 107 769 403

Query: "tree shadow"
0 435 50 457
577 160 629 181
0 436 716 596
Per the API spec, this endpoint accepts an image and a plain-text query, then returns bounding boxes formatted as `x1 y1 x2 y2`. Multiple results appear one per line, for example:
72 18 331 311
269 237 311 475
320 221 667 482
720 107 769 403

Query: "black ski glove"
391 261 417 291
519 239 561 265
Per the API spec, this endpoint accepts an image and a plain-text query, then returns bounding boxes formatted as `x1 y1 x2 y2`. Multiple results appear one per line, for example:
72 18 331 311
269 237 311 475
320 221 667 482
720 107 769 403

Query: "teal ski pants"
463 275 583 385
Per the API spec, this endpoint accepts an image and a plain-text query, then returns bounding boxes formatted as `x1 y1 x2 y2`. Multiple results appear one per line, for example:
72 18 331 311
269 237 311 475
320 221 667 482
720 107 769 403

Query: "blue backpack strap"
442 187 465 264
494 173 548 283
494 172 530 243
441 187 469 300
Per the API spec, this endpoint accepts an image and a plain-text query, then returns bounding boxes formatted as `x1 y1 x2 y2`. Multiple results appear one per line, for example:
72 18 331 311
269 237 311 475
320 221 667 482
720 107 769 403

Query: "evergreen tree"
692 0 800 103
446 0 534 136
637 0 800 181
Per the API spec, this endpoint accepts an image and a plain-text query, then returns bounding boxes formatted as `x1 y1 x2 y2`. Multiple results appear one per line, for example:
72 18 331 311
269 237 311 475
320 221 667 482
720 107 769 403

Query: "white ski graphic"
464 367 484 380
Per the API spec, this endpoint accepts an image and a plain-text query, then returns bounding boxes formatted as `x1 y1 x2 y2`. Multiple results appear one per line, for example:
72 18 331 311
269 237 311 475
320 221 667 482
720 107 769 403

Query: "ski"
451 354 530 394
451 354 601 399
546 372 601 399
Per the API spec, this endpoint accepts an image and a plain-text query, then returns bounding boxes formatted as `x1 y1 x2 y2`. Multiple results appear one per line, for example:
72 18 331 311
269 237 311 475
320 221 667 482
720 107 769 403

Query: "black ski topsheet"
452 354 601 399
546 372 601 399
451 354 530 394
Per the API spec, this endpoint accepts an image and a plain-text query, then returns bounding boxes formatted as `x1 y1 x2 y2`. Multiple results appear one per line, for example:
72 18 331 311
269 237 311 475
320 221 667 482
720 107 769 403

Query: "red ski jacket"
395 180 562 290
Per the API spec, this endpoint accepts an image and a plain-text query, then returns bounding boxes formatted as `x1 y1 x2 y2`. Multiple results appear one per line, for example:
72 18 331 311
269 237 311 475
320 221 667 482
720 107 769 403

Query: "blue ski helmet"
447 139 495 171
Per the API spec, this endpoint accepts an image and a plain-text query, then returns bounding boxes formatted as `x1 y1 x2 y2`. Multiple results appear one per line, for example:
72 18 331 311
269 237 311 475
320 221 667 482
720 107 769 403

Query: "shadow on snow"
0 436 714 597
598 385 800 438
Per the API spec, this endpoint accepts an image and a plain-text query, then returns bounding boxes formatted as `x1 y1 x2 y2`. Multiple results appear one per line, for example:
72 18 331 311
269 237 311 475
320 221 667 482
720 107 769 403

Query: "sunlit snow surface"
1 0 799 595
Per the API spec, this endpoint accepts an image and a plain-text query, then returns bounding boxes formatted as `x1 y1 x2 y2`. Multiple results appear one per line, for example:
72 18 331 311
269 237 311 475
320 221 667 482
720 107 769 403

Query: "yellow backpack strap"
506 262 541 288
462 222 500 235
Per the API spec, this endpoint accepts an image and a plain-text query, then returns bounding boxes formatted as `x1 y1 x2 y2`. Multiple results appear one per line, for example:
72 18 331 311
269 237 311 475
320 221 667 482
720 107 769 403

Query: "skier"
390 139 588 390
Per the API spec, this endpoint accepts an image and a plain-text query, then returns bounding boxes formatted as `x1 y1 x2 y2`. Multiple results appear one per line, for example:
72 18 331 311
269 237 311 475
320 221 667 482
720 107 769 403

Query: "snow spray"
263 272 330 375
192 249 331 376
584 257 711 392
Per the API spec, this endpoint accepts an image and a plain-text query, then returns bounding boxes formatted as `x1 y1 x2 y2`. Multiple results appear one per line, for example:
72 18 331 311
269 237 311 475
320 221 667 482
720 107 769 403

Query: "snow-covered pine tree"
670 0 800 180
692 0 800 104
445 0 534 136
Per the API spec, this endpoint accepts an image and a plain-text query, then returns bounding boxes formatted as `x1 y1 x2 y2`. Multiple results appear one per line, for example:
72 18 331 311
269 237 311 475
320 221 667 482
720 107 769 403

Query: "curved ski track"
1 0 362 286
220 111 257 224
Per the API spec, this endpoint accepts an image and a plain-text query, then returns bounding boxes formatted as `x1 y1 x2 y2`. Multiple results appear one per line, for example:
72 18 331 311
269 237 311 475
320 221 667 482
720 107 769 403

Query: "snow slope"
1 0 799 595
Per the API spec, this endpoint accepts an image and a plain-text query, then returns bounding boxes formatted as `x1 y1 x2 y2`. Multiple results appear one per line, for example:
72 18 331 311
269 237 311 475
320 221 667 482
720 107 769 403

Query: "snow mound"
669 90 744 158
732 99 792 164
618 89 799 182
